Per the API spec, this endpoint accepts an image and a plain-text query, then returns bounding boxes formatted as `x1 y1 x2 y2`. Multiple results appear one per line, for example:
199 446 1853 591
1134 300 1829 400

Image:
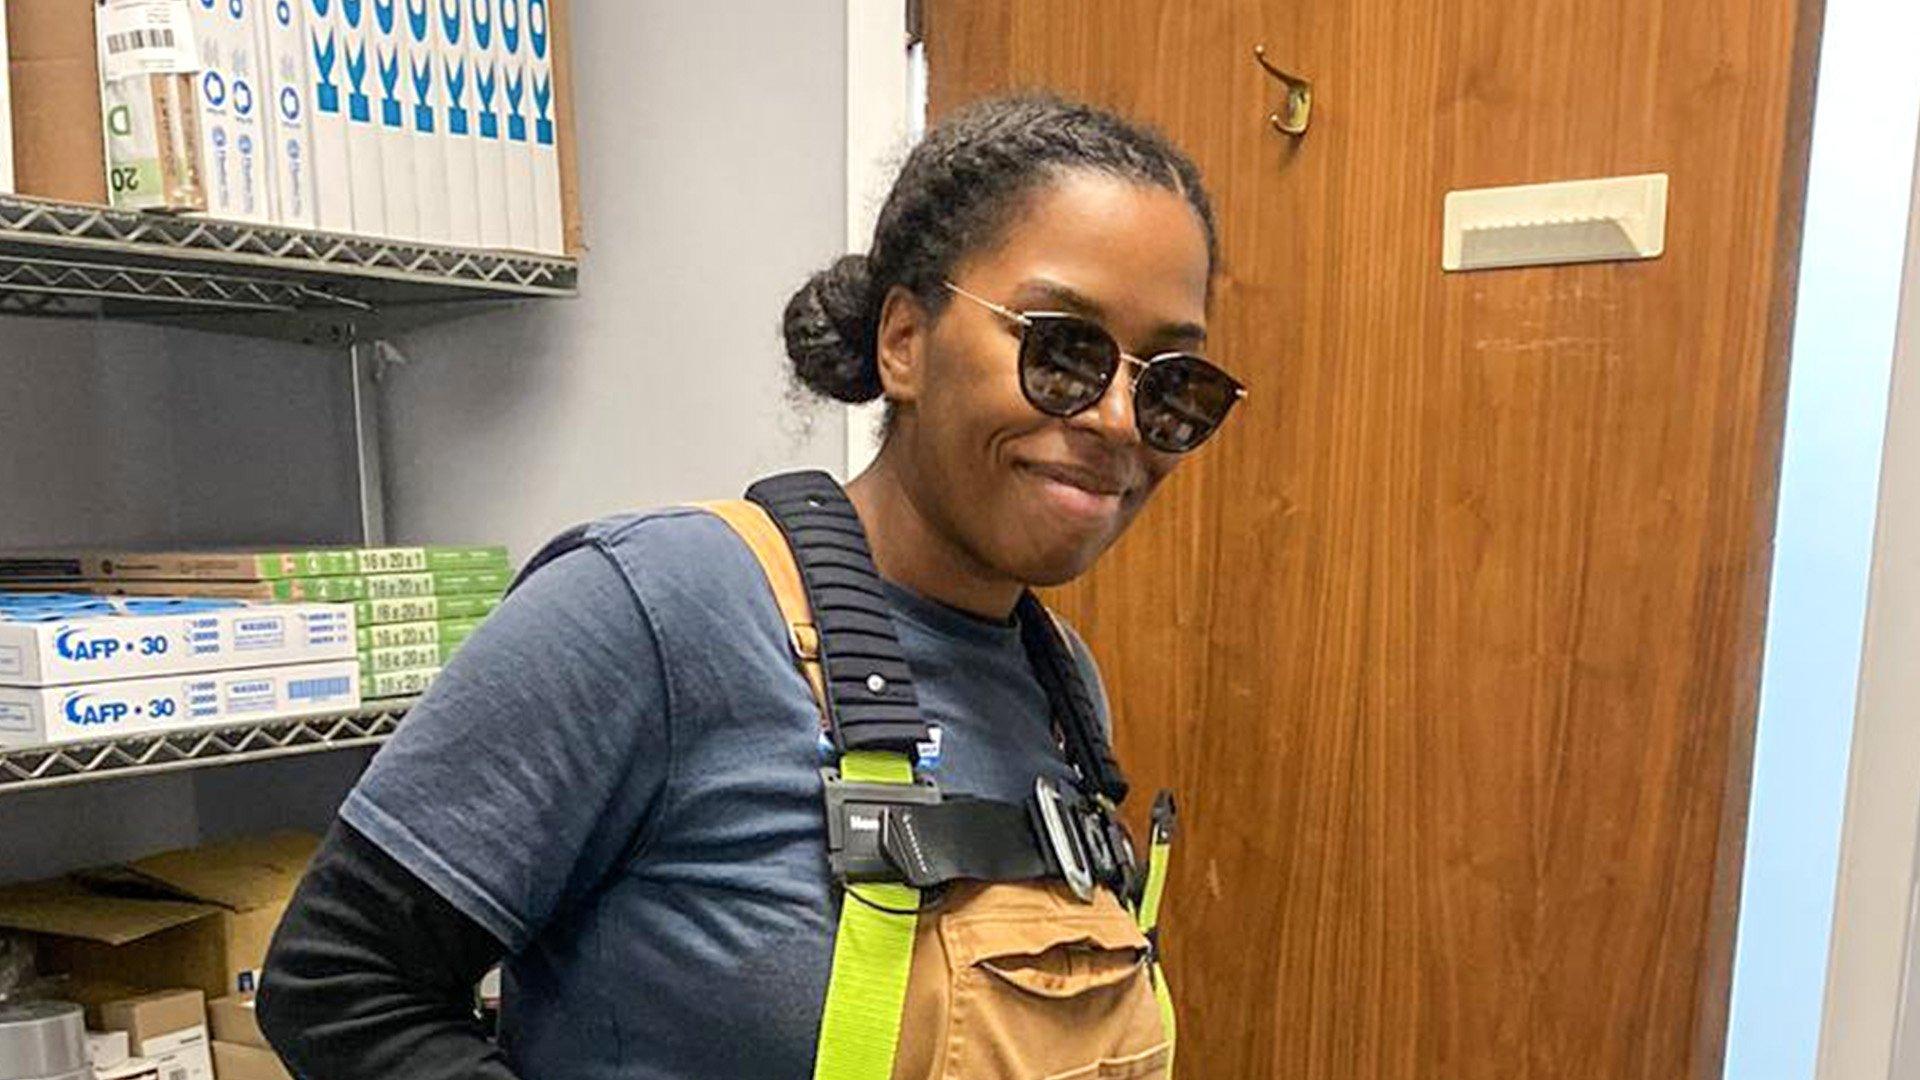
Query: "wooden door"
926 2 1820 1077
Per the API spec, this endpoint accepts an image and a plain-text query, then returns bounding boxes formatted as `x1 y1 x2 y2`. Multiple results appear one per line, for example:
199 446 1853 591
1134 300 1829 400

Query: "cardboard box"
403 0 449 242
206 994 265 1049
97 1057 162 1080
363 665 436 699
189 0 271 221
369 0 416 238
358 638 458 674
99 990 214 1080
256 0 316 226
356 613 482 650
354 592 500 625
6 0 108 202
101 68 205 212
90 1028 133 1069
0 599 355 685
339 0 383 235
302 0 351 229
0 0 13 191
212 1041 293 1080
0 659 360 747
467 0 506 247
496 0 531 250
435 0 479 244
0 833 320 1004
0 546 502 581
550 0 576 254
525 0 558 253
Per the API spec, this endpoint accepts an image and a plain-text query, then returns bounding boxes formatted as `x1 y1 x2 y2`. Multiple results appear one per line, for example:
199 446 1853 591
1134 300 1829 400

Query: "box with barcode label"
188 0 271 221
0 598 354 685
256 0 316 226
96 0 208 212
467 0 507 246
0 659 360 748
339 0 384 234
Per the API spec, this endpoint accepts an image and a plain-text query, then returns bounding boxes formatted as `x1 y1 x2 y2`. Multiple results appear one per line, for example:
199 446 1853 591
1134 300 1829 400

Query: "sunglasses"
943 282 1246 454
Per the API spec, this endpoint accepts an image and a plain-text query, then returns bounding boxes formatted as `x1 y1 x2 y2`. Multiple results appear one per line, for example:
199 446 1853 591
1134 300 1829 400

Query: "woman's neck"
845 452 1025 621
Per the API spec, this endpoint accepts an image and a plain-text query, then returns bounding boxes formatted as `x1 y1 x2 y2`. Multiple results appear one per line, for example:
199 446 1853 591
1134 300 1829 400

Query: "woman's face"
880 171 1214 587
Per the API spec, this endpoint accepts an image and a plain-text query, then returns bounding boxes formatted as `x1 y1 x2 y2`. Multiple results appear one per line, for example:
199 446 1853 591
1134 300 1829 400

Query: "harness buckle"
820 768 942 884
1033 777 1097 902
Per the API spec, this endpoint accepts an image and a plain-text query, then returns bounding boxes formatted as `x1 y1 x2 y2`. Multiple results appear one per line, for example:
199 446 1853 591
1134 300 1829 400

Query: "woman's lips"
1018 461 1127 522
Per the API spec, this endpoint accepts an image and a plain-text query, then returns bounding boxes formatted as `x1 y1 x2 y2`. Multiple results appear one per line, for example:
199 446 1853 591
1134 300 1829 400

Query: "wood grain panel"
926 1 1820 1077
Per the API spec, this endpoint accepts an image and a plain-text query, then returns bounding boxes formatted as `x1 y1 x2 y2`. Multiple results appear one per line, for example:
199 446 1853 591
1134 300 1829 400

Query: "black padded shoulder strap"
1015 592 1131 806
746 471 932 755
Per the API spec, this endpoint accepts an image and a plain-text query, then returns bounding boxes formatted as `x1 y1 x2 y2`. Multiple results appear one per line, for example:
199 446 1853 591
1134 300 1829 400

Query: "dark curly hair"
783 94 1218 405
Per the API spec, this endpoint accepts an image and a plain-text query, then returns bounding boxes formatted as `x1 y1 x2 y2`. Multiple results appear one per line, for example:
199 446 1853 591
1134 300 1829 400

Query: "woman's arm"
258 820 518 1080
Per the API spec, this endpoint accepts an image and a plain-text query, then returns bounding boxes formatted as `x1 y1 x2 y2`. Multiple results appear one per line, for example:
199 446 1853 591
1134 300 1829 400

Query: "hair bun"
783 254 884 404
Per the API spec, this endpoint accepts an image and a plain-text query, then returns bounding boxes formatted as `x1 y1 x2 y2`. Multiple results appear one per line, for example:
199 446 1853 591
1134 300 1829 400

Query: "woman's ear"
875 284 928 407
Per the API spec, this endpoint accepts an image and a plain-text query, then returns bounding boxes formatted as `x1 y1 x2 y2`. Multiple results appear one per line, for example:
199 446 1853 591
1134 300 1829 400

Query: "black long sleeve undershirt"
258 820 519 1080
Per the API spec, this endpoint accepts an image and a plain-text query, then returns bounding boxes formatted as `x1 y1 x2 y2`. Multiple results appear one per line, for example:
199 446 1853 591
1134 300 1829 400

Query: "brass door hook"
1253 46 1313 136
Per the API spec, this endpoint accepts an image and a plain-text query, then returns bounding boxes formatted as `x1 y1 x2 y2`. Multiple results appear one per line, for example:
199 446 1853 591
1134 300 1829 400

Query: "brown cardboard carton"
5 0 108 201
206 994 266 1050
211 1041 294 1080
98 989 215 1080
0 833 318 1001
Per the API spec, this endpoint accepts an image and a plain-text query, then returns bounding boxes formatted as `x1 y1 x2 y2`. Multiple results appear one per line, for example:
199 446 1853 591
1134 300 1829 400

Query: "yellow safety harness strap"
1139 793 1179 1073
697 500 919 1080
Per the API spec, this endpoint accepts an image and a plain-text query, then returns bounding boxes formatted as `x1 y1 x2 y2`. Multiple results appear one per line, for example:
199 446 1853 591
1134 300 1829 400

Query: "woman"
258 94 1243 1079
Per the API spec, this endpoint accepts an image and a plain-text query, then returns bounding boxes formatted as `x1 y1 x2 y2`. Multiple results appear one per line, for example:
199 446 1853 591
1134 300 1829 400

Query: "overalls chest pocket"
893 882 1172 1080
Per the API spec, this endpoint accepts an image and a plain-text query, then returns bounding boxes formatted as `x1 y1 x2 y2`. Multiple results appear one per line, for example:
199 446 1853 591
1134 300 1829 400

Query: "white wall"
380 2 850 559
1818 128 1920 1080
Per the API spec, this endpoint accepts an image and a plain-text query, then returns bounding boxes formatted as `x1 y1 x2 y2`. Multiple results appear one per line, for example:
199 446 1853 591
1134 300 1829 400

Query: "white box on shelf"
0 659 361 748
258 0 316 227
497 0 533 251
304 0 353 230
406 0 450 241
0 599 355 686
190 0 272 222
526 0 559 253
468 0 508 248
370 0 417 238
340 0 385 235
436 0 480 244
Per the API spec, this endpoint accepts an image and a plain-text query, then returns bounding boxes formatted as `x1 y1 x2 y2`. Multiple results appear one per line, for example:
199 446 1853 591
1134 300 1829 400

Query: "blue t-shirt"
340 508 1110 1079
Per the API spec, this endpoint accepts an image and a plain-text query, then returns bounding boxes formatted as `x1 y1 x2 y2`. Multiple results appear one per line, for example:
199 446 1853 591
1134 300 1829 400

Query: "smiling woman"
258 94 1233 1080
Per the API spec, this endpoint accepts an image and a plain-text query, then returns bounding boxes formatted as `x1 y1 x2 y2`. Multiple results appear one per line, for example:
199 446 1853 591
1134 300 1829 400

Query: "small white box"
304 0 354 230
130 1025 214 1080
258 0 317 227
340 0 385 235
497 0 533 251
468 0 509 248
0 599 356 686
0 659 361 748
191 0 272 221
436 0 481 244
89 1030 133 1071
526 0 560 253
370 0 418 238
405 0 451 242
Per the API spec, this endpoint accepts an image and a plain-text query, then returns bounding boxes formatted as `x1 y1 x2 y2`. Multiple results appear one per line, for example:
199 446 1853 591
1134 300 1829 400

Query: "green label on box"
365 667 440 700
356 616 487 651
426 546 512 573
273 576 371 602
363 573 437 600
358 548 431 575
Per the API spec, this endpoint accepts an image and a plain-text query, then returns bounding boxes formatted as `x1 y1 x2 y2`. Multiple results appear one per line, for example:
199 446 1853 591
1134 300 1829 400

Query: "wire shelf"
0 702 414 794
0 193 578 341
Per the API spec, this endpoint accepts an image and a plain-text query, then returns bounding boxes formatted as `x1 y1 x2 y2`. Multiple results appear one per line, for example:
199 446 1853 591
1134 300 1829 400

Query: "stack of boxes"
0 595 359 749
0 545 508 733
2 0 572 252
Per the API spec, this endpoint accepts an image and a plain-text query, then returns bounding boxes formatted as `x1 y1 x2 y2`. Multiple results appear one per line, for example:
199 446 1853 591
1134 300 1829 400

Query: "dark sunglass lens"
1021 317 1118 416
1134 356 1242 452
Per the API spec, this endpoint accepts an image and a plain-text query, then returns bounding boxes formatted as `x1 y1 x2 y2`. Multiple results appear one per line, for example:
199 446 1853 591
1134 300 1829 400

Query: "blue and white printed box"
497 0 533 251
405 0 450 242
0 659 361 748
436 0 481 244
525 0 560 254
259 0 318 227
305 0 354 230
468 0 509 248
371 0 419 238
191 0 272 221
0 597 356 685
340 0 386 235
